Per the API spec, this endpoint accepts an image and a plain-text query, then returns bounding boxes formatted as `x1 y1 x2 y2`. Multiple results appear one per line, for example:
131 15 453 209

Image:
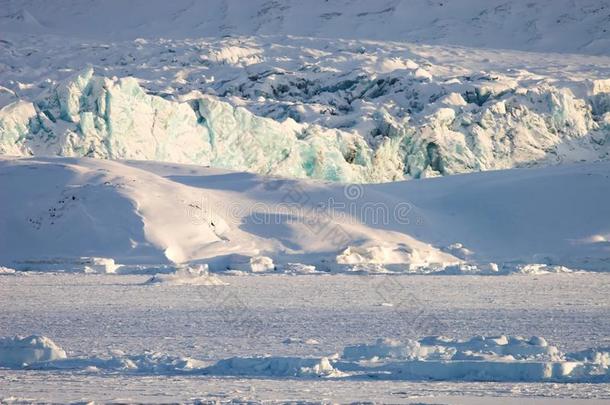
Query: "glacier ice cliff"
1 66 609 183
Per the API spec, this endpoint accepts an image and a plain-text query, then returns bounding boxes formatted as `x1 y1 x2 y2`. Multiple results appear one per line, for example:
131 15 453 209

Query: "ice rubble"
338 336 610 382
145 264 228 285
0 266 17 274
1 66 609 183
203 356 343 378
0 336 66 367
2 334 608 382
11 257 122 274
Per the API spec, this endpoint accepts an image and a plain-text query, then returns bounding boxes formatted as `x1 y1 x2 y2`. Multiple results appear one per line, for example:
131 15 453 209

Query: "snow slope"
1 0 610 54
1 156 609 272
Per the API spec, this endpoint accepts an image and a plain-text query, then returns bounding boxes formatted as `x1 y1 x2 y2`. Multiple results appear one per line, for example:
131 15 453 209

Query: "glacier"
1 59 609 183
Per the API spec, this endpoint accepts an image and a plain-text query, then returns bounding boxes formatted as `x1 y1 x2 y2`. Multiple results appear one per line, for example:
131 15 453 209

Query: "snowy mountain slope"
1 0 610 54
2 156 609 272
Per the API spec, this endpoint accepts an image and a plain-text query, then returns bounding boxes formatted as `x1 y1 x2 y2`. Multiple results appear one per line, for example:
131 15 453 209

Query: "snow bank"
0 336 66 368
1 157 609 272
0 158 228 267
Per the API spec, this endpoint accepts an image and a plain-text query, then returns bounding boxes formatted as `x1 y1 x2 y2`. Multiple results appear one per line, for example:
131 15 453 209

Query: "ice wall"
1 68 608 183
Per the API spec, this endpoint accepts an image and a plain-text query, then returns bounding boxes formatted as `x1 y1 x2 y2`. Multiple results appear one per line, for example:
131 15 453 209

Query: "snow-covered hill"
2 157 609 273
2 0 610 54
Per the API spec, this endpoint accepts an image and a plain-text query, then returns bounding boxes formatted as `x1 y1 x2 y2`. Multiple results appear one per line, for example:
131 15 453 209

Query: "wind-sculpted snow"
1 157 609 272
3 334 608 382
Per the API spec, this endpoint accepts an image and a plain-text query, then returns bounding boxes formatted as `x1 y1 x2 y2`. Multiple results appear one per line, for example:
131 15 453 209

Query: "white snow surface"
1 272 608 402
1 156 609 272
0 156 454 271
1 1 610 402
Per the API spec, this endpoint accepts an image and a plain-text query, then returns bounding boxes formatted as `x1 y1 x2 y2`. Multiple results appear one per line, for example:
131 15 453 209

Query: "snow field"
2 157 609 273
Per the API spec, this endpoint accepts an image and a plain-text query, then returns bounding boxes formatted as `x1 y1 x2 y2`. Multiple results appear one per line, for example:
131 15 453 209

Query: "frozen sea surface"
0 273 608 403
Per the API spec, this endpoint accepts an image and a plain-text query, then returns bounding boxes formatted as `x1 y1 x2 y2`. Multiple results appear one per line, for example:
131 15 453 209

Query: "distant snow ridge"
2 334 609 382
1 65 609 183
1 0 610 54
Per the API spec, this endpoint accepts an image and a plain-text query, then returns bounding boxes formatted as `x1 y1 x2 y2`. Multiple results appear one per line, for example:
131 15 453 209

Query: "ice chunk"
145 264 228 285
0 335 67 367
204 356 341 377
249 256 275 273
0 101 37 155
227 255 276 273
342 338 423 361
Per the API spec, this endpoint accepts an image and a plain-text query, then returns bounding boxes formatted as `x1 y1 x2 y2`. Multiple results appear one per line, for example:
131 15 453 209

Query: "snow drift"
1 156 609 272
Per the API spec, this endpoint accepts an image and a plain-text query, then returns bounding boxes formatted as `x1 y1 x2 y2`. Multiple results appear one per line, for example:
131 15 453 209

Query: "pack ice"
2 334 608 383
